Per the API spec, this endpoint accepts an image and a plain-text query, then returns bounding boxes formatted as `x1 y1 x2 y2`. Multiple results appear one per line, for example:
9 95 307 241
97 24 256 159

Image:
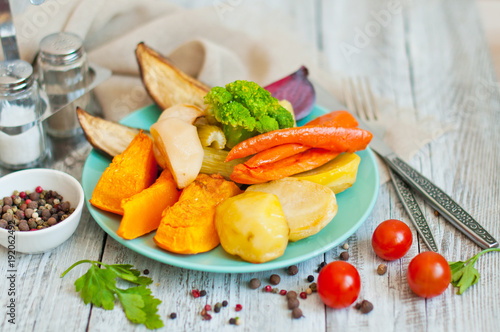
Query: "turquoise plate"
82 104 379 273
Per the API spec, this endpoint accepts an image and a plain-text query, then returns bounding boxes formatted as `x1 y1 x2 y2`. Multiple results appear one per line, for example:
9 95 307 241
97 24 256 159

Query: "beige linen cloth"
12 0 449 184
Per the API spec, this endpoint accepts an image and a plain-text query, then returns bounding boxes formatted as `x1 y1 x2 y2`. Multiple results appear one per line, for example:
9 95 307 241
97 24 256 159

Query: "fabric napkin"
11 0 450 184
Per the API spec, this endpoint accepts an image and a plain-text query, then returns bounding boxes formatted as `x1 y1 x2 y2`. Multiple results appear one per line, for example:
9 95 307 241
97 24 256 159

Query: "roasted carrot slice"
244 110 359 168
305 110 358 127
226 126 372 162
230 149 340 184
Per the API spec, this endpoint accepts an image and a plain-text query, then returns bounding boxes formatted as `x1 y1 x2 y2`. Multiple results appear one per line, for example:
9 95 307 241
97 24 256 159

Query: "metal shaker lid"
0 60 34 93
39 32 84 65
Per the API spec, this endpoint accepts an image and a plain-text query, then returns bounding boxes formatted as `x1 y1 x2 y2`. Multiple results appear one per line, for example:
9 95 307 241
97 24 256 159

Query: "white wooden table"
2 1 500 331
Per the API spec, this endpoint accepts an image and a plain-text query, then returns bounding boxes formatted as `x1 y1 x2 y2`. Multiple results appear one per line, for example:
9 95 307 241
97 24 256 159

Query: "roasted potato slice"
247 178 337 242
136 43 210 111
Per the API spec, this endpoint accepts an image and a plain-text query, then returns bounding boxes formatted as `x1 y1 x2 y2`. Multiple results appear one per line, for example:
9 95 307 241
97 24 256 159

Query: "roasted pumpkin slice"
154 174 242 254
117 169 179 240
90 131 157 215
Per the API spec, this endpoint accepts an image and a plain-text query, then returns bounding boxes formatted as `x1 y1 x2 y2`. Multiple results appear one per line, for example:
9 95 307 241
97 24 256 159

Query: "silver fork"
343 77 439 252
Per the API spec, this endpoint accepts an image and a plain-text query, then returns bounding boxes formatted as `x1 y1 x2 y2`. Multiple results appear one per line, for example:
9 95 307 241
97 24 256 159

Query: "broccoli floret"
204 80 294 148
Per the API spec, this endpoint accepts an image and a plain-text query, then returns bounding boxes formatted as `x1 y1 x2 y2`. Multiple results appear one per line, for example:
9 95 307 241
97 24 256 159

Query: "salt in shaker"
0 60 48 169
38 32 91 138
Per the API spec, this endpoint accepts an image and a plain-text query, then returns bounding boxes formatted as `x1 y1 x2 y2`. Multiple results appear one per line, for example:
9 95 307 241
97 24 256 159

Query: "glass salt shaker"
38 32 91 138
0 60 49 169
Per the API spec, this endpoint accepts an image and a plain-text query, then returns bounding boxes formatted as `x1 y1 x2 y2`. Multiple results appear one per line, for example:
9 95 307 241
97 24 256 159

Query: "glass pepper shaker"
37 32 91 138
0 60 49 169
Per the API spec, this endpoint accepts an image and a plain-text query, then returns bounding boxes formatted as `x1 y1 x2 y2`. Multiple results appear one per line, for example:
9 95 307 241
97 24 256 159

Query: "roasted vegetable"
136 43 210 111
117 169 179 240
215 191 289 263
197 125 226 149
150 117 204 189
90 132 157 215
230 149 340 185
247 178 337 242
154 174 242 254
157 103 204 124
226 126 373 162
293 153 361 194
204 80 295 148
264 66 316 120
77 107 141 158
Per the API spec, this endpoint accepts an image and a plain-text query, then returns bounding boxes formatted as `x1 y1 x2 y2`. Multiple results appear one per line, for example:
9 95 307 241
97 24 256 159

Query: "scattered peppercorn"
235 304 242 312
286 291 297 300
214 302 222 313
305 288 312 295
309 283 317 292
264 285 272 292
222 300 228 307
279 289 287 296
339 251 349 261
434 210 440 217
235 317 242 326
356 300 374 314
229 318 236 325
272 288 279 294
170 312 177 319
249 278 261 289
35 186 43 194
200 290 207 297
307 275 314 282
143 269 150 275
269 274 281 285
292 308 303 319
377 264 387 275
192 289 200 298
317 262 326 272
201 309 206 316
205 304 212 311
287 298 300 309
287 265 298 275
204 314 212 321
342 242 349 250
300 292 307 299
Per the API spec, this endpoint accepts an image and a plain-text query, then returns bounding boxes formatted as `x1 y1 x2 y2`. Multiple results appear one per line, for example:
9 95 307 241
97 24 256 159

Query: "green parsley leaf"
61 260 163 329
116 286 164 329
104 264 153 285
74 264 117 310
449 248 500 295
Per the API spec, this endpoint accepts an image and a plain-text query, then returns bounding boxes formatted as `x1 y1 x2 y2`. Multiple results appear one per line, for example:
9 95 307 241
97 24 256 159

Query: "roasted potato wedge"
77 107 141 158
136 43 210 111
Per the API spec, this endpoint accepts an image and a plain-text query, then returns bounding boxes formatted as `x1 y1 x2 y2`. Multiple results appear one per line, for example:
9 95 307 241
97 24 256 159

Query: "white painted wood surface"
1 1 499 331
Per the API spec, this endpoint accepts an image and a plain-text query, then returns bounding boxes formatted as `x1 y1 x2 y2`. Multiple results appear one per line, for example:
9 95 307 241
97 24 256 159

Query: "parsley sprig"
61 260 163 329
449 248 500 295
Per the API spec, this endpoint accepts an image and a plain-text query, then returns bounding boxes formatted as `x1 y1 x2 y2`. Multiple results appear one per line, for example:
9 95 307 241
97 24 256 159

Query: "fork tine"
343 77 357 116
364 77 380 120
348 77 365 120
357 77 372 121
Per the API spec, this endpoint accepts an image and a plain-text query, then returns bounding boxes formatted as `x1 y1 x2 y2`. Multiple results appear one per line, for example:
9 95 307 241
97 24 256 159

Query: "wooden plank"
0 143 107 332
404 0 500 331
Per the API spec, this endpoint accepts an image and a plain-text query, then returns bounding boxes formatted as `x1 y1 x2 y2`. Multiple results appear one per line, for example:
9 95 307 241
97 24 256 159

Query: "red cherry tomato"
317 261 360 308
372 219 413 260
407 251 451 298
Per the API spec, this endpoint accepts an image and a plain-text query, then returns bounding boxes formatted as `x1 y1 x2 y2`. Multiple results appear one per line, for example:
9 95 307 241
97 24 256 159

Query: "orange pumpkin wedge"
90 131 157 215
117 169 179 240
154 174 242 254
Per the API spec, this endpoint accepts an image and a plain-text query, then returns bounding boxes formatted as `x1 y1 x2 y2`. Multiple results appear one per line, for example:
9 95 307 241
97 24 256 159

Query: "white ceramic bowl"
0 168 84 254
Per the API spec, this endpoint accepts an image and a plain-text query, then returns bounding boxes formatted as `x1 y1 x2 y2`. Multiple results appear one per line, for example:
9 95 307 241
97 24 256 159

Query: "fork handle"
383 153 499 249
